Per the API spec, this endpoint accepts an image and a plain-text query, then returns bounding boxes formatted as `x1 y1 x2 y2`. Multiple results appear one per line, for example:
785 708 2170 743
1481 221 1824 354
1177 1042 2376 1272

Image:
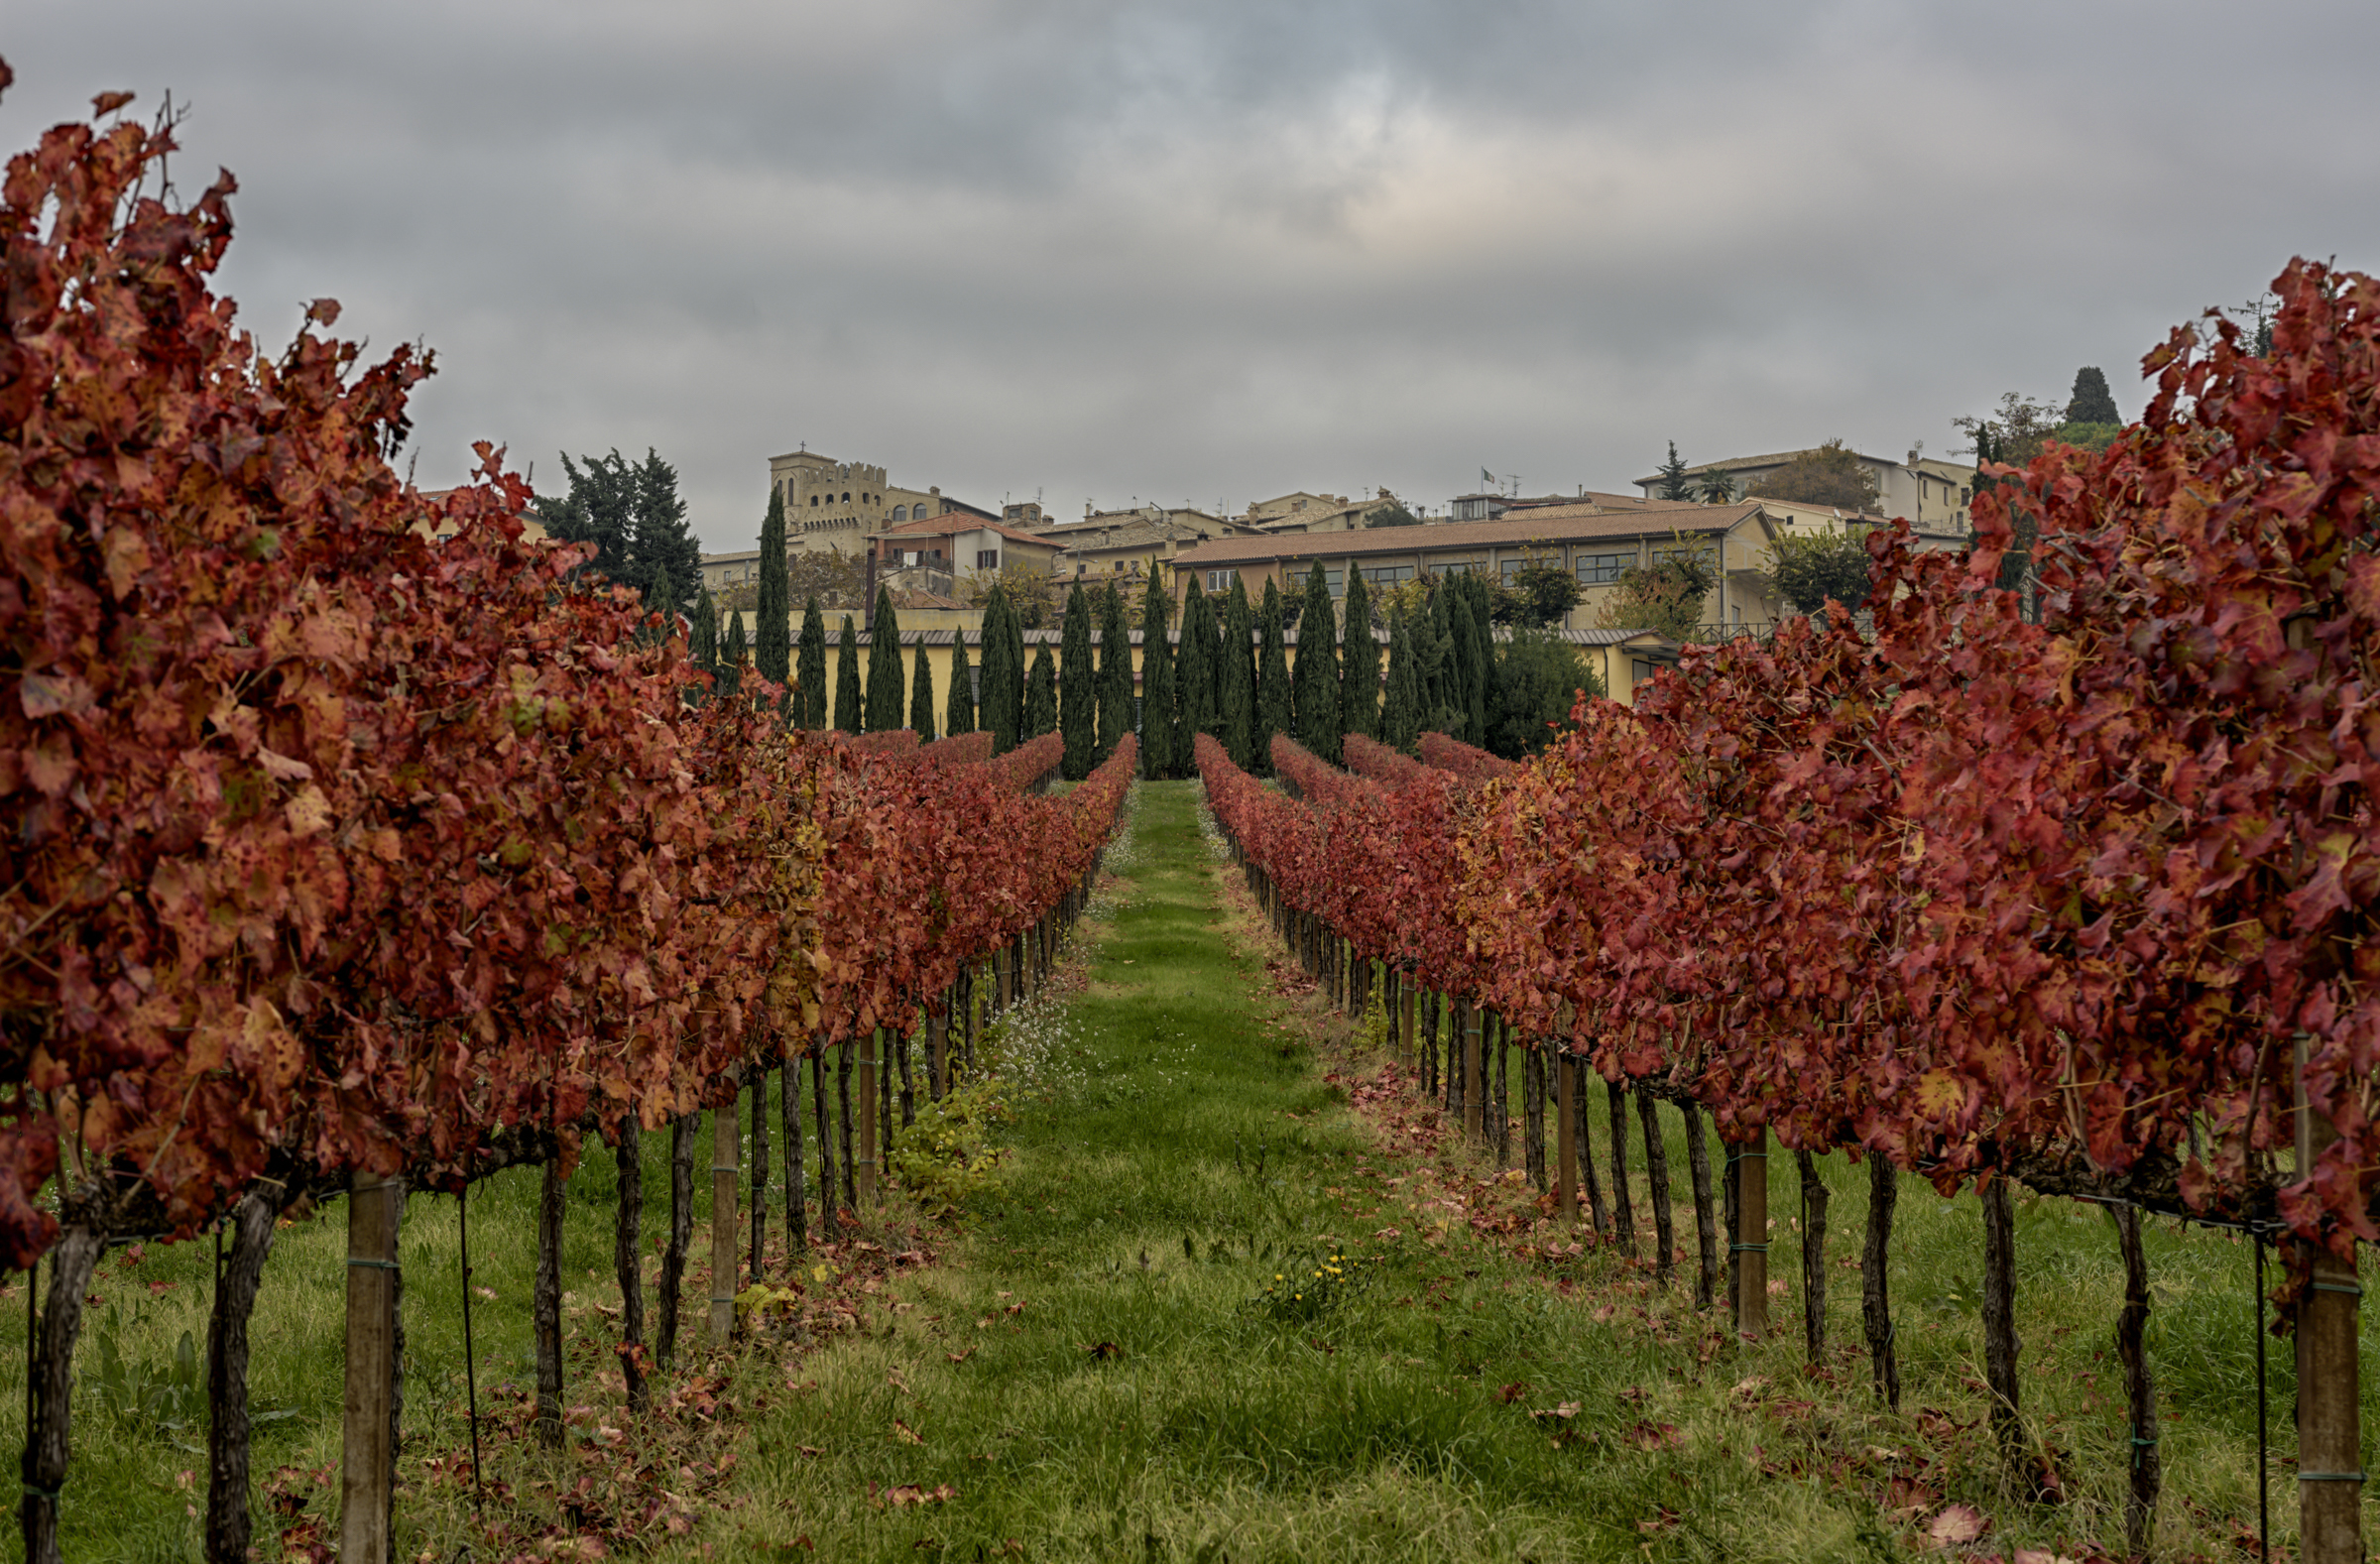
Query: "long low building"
1165 499 1814 639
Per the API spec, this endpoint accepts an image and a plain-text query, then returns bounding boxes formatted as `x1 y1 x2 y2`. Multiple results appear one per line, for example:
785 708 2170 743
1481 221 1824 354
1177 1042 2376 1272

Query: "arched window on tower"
892 505 908 522
842 492 851 503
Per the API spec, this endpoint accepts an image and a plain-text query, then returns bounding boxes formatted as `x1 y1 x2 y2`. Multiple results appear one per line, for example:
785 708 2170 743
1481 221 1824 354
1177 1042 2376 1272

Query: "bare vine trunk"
1682 1102 1717 1309
748 1078 770 1283
1523 1046 1546 1190
22 1225 102 1564
1861 1154 1899 1408
1637 1085 1674 1284
534 1158 565 1447
1980 1178 2023 1470
812 1054 839 1237
657 1112 696 1368
614 1120 648 1415
205 1186 284 1563
1577 1070 1607 1238
2113 1203 2160 1556
781 1063 808 1258
1606 1080 1634 1258
1795 1148 1828 1365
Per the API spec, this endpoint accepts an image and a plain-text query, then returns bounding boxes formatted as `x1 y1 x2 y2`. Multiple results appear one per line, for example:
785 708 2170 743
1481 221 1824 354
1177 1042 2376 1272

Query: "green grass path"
697 780 1707 1562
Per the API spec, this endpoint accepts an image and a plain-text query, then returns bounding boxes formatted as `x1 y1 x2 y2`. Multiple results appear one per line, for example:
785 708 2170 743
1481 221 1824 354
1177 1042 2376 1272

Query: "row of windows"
1256 546 1716 597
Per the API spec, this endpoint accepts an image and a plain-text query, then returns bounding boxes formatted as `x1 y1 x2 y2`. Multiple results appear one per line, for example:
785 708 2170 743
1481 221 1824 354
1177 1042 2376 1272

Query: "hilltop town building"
1632 446 1973 535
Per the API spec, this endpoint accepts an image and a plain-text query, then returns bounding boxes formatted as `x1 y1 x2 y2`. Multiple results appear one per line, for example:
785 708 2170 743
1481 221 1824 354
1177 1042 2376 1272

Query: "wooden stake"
1735 1141 1767 1339
748 1077 770 1283
1607 1080 1634 1257
658 1113 695 1367
710 1103 739 1344
2295 1034 2363 1563
340 1173 403 1564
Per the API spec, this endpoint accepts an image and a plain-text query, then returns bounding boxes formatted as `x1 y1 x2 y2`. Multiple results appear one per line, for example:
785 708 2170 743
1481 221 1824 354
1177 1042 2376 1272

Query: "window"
977 549 1000 570
1360 564 1414 586
810 495 820 507
1206 568 1238 591
1325 566 1346 597
1076 563 1087 577
842 491 851 503
1630 658 1659 685
1651 544 1711 569
1576 552 1628 584
892 504 908 522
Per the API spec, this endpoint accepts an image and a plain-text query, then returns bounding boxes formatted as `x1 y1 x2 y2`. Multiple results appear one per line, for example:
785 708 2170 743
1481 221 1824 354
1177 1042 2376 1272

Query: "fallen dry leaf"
1926 1503 1990 1549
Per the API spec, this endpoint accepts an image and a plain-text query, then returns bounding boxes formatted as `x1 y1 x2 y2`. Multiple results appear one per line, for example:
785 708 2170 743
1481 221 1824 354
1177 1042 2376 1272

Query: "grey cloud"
7 0 2378 547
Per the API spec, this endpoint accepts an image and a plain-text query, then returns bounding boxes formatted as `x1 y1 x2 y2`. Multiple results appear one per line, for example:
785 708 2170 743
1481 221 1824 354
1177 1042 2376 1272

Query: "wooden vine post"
2295 1034 2364 1563
710 1106 739 1344
1400 982 1417 1071
1734 1139 1768 1339
339 1172 403 1564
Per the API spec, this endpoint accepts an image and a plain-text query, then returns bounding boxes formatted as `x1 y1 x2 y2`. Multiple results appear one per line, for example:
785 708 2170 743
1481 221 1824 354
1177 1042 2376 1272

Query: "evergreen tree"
1139 574 1175 778
909 635 937 743
1382 601 1421 751
981 588 1018 753
865 586 905 733
1025 645 1058 739
1255 577 1292 771
535 449 636 585
1177 587 1218 758
1425 584 1455 717
1293 563 1342 763
1004 596 1027 742
1466 573 1498 745
945 632 977 737
690 583 719 699
2066 365 2120 425
1340 568 1379 741
1446 587 1481 745
1059 584 1097 780
630 448 701 605
1656 441 1693 502
756 488 791 693
1223 575 1256 770
719 610 748 701
833 615 862 733
644 563 678 638
795 597 829 728
1097 584 1133 761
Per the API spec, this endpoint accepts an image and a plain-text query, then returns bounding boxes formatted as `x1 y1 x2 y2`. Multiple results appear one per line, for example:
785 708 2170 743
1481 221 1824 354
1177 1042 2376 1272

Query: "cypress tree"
945 632 977 736
865 586 905 733
719 610 748 701
645 563 678 646
909 633 937 743
1223 576 1256 770
690 583 718 683
1447 587 1482 747
1255 577 1292 771
1004 594 1027 742
1098 584 1133 762
1465 573 1496 746
756 488 791 691
1177 587 1217 757
833 615 862 733
1383 600 1421 751
1294 562 1342 764
1025 645 1058 739
1425 584 1455 718
795 597 829 728
1059 584 1097 780
981 589 1018 754
1341 568 1379 742
1139 573 1175 778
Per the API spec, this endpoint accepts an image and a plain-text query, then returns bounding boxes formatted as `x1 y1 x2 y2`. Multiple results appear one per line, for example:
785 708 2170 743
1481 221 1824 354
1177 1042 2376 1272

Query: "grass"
1 776 2365 1560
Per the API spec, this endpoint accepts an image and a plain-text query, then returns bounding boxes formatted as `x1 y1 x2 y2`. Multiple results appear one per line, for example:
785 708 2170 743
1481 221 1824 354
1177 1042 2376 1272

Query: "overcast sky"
10 2 2376 551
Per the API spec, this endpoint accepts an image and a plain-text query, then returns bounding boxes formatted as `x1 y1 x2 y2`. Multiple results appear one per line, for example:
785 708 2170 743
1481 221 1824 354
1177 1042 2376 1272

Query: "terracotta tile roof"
1167 503 1756 569
874 513 1059 549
